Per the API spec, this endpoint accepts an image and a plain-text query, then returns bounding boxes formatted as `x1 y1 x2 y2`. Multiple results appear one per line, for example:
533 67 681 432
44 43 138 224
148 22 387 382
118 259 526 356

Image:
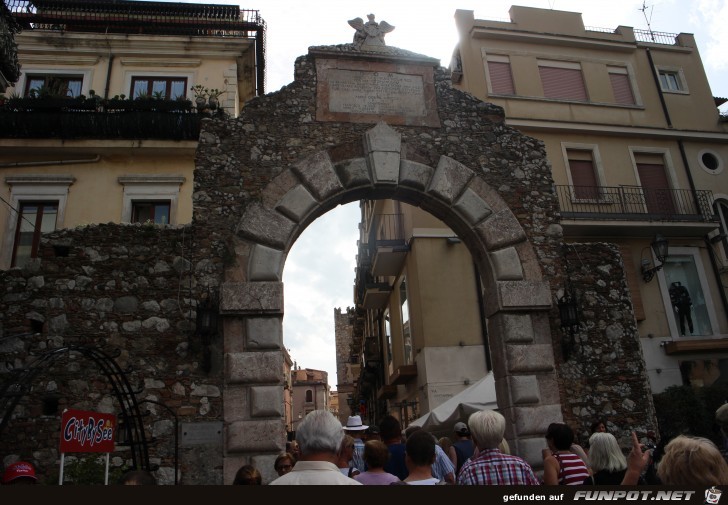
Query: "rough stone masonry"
0 40 655 484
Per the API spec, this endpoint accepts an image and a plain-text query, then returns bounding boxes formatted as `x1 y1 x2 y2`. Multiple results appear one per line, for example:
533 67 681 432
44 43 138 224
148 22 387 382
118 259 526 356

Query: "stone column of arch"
218 122 564 482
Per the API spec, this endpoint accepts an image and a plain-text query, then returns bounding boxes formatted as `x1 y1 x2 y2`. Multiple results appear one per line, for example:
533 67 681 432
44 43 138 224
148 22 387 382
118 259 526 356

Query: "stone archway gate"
191 45 571 481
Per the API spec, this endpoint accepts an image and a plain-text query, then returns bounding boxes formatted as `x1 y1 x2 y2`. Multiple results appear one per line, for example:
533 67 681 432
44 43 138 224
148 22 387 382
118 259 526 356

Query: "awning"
408 373 497 438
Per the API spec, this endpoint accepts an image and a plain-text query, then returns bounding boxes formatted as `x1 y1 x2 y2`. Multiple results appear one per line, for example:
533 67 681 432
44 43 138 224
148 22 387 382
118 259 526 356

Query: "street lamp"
641 234 669 282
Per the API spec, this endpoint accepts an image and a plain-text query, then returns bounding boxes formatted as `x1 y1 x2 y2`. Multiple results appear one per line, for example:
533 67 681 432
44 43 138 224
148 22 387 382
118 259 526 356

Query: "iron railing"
0 109 202 140
555 185 717 222
633 28 679 45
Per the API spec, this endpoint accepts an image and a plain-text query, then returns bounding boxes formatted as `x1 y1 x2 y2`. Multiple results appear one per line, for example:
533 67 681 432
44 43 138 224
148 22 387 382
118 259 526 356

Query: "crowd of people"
5 406 728 486
252 406 728 486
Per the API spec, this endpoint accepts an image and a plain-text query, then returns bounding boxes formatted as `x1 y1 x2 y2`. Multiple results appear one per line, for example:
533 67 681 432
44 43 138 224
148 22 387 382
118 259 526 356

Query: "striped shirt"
352 438 366 473
432 444 455 482
554 452 590 485
457 448 540 485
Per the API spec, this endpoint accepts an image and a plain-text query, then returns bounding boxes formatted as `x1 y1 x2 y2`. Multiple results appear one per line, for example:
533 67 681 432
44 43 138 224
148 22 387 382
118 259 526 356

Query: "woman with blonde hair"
583 432 642 485
657 435 728 486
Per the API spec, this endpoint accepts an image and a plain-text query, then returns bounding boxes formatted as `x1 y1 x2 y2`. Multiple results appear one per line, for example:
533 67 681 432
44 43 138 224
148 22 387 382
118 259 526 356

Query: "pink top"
354 471 402 485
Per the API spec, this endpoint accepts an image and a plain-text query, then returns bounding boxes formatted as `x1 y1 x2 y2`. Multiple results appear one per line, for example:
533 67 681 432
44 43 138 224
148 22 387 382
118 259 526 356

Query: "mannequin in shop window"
669 281 694 336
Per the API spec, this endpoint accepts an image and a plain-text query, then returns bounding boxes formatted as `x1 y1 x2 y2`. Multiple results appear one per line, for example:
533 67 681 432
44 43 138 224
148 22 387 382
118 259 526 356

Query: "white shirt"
269 460 363 485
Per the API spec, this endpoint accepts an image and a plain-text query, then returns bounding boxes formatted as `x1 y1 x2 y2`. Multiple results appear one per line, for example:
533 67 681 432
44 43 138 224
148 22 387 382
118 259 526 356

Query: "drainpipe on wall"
103 54 115 100
645 47 672 128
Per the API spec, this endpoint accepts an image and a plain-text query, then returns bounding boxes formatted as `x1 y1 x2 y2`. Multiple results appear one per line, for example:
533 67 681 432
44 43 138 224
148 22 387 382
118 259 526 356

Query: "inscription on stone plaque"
328 69 426 117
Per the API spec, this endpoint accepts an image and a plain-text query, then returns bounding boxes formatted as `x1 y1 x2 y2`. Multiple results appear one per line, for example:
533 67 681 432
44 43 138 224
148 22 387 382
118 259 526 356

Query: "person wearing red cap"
2 461 38 485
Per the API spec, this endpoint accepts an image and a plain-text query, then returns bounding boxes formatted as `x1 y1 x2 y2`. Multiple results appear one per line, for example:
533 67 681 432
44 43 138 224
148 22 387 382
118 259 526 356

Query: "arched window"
305 389 313 403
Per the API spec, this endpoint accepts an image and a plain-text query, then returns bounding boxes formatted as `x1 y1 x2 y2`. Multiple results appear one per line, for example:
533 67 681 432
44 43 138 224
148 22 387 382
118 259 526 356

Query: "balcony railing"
0 109 201 141
555 185 717 222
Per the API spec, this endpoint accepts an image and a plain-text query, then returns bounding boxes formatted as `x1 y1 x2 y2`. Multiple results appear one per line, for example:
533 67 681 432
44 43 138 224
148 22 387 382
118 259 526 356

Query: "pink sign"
59 409 116 453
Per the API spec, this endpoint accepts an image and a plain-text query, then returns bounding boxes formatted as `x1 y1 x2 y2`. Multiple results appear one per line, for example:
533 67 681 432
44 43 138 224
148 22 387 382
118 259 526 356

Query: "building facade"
351 200 489 429
290 368 329 433
451 6 728 397
0 0 265 269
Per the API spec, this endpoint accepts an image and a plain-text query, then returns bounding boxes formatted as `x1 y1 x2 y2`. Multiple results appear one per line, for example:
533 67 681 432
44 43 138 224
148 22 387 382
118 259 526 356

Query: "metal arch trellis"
0 344 151 472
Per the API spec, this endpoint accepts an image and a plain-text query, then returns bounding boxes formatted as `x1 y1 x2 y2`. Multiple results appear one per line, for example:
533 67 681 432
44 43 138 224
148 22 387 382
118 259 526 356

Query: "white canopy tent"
408 373 497 438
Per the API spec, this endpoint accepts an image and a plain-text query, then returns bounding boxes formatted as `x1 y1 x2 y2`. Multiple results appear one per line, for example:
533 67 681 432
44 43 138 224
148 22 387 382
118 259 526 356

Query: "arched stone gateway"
217 120 564 480
190 42 660 484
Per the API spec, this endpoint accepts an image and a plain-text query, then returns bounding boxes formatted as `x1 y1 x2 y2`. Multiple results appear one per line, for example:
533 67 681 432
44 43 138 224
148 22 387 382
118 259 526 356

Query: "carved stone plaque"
315 57 440 127
328 70 426 117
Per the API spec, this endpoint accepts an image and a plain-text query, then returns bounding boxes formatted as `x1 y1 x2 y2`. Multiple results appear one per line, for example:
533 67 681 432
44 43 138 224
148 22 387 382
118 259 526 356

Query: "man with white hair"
270 410 362 485
457 409 540 485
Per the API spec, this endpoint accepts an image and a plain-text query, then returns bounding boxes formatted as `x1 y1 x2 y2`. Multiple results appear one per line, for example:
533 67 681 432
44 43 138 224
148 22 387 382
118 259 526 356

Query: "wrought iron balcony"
555 185 717 223
0 108 201 141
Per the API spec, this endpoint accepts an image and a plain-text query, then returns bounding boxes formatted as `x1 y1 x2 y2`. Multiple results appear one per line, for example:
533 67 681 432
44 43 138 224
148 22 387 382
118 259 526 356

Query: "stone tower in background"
334 307 358 426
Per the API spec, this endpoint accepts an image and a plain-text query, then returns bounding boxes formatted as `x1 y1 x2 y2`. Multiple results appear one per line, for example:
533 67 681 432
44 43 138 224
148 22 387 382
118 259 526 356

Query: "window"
538 61 587 101
657 68 688 94
132 201 170 225
634 152 676 215
305 390 313 403
131 77 187 99
659 71 681 91
399 278 413 365
659 248 718 338
24 74 83 97
566 149 600 200
11 202 58 267
118 175 185 225
486 56 515 95
608 66 635 105
699 150 723 175
1 176 74 269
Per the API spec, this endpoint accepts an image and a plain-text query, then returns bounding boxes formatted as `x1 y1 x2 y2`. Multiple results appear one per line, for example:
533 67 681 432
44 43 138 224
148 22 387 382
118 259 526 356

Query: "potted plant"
190 84 208 110
207 88 224 110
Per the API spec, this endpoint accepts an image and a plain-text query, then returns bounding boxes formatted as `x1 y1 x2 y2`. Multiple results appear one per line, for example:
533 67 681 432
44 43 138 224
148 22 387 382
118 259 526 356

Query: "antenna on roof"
639 1 656 42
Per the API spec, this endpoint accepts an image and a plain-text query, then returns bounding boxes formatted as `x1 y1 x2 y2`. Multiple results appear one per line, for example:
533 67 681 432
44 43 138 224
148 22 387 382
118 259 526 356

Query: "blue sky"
158 0 728 386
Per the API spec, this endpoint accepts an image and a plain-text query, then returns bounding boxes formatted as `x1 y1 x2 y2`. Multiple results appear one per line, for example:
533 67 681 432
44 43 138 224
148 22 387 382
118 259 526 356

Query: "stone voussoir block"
488 247 524 281
248 244 284 282
290 150 343 201
426 155 474 204
236 202 296 250
475 209 527 250
335 158 372 189
220 282 283 315
399 159 434 191
454 187 493 225
275 184 318 224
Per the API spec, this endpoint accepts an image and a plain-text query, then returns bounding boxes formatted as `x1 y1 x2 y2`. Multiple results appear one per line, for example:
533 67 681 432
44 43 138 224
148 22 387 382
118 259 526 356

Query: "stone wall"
560 242 657 446
0 223 225 485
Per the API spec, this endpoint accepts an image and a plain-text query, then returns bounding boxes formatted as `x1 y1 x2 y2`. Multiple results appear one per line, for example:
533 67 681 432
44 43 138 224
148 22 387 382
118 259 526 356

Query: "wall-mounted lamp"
641 234 669 283
557 289 580 361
